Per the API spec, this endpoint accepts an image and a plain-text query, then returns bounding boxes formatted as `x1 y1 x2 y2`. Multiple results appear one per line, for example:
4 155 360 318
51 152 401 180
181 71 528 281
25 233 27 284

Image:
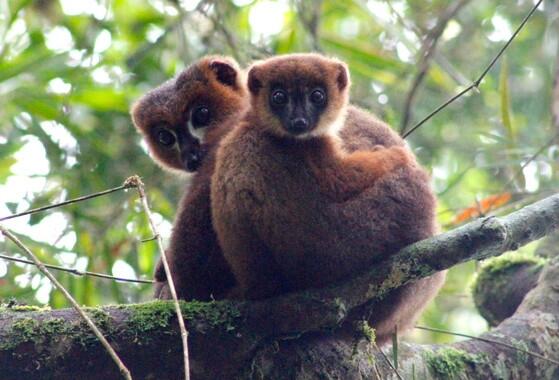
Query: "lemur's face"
131 57 246 173
247 54 350 139
268 81 328 136
146 90 216 172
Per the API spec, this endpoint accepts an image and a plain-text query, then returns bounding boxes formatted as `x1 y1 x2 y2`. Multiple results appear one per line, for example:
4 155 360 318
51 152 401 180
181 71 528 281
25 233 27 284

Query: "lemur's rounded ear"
209 60 238 87
247 66 262 94
335 62 349 91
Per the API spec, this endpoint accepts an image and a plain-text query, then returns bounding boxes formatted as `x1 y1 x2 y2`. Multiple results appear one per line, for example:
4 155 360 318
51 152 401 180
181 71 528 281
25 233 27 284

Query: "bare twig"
383 0 470 87
0 182 136 222
400 0 471 133
553 38 559 138
374 342 403 380
402 0 544 138
415 325 559 366
295 0 323 52
0 226 132 380
127 175 190 380
0 254 153 284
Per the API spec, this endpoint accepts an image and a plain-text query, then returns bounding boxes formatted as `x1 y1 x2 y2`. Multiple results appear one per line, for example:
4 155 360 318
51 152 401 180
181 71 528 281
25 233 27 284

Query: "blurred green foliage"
0 0 557 344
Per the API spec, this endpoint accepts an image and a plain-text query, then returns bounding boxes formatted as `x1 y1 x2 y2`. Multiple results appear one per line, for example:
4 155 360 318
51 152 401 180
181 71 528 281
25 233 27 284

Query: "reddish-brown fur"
211 54 445 344
131 56 247 300
132 55 444 343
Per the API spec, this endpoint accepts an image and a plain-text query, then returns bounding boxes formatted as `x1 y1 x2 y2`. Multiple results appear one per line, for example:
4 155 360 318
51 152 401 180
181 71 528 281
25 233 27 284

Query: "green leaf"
6 0 34 29
0 48 64 83
70 88 130 113
321 33 405 71
0 157 16 182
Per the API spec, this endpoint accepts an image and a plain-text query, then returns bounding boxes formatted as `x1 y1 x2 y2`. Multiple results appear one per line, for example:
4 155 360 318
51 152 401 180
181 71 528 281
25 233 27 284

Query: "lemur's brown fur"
130 56 406 301
131 56 247 300
131 55 444 341
211 54 445 344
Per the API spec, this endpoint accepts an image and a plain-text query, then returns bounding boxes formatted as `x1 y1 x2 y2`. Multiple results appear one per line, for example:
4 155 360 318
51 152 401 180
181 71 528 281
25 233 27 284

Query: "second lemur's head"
247 53 350 139
131 56 247 173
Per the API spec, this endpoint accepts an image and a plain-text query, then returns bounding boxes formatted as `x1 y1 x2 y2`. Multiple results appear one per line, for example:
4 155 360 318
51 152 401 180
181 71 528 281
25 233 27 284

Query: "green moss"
1 318 42 351
181 300 241 331
125 300 242 345
42 318 67 334
355 320 376 344
471 251 545 325
473 251 545 288
87 308 113 332
128 301 176 340
425 347 485 379
509 337 530 364
10 305 51 312
12 317 40 341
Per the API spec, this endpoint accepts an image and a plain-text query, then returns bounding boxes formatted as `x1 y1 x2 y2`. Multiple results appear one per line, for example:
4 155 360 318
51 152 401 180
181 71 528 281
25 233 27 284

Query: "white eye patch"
187 119 207 142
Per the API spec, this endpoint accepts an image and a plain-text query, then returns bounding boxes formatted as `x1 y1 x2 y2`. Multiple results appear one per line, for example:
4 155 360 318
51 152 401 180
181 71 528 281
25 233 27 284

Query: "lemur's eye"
271 90 288 106
310 89 326 105
157 129 176 147
191 106 210 128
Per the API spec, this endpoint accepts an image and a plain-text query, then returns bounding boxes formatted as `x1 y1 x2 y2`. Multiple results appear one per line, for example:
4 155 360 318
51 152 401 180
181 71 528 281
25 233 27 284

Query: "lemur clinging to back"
131 55 419 301
211 54 445 344
131 56 247 300
132 55 444 344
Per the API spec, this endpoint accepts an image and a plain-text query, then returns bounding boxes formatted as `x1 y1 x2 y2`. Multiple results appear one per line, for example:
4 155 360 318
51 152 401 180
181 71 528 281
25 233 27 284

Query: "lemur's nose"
289 117 309 134
184 151 201 172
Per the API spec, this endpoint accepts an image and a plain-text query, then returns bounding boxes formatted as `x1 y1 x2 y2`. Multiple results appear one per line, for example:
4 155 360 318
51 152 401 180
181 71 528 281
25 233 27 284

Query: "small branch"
127 175 190 380
196 2 243 62
415 325 559 366
402 0 543 138
0 181 136 222
0 254 153 284
400 0 471 133
553 34 559 138
295 0 323 52
0 225 132 380
374 342 403 380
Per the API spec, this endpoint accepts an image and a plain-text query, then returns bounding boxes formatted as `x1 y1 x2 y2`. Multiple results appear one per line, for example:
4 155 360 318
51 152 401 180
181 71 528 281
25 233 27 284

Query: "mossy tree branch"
0 193 558 379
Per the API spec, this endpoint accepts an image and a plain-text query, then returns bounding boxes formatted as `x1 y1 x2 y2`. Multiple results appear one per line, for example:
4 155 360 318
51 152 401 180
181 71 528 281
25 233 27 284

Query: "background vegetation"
0 0 557 344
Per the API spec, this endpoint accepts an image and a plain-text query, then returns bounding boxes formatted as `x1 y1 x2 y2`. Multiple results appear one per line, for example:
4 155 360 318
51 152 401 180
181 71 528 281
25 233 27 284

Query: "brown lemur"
211 53 445 344
131 56 247 300
131 55 416 301
132 54 445 341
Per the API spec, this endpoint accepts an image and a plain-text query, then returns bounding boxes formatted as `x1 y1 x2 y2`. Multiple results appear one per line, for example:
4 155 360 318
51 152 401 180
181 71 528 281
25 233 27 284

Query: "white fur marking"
187 120 207 142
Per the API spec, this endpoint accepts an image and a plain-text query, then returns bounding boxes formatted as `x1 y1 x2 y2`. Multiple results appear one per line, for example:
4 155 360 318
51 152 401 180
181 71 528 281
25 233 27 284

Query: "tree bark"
1 193 558 379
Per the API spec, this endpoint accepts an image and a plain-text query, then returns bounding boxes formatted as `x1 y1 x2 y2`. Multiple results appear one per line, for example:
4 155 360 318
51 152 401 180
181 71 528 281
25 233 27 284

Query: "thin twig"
195 2 243 62
0 254 153 284
400 0 471 133
383 0 470 87
295 0 323 52
373 342 403 380
553 40 559 136
402 0 544 138
0 225 132 380
127 175 190 380
415 325 559 366
0 182 136 222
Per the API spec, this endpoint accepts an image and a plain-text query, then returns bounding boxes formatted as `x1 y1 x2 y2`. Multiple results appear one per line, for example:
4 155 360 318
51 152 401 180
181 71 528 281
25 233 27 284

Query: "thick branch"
250 256 559 379
0 193 558 379
473 257 542 326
